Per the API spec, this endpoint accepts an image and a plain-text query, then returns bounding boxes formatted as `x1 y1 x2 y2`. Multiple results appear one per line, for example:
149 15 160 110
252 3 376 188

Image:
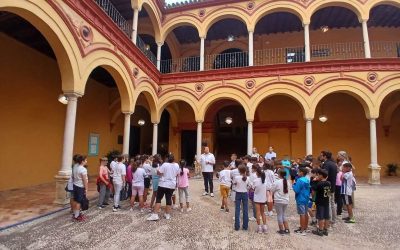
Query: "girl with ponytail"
252 166 268 233
271 169 290 234
232 164 250 231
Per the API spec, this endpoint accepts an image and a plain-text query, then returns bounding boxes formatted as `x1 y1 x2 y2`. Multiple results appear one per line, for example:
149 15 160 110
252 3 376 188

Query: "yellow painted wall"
0 34 124 190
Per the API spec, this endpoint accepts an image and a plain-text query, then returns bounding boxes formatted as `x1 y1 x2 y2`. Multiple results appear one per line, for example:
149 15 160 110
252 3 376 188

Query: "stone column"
122 112 132 155
247 121 253 155
54 93 79 205
248 30 254 66
368 118 381 184
131 8 139 44
156 42 163 70
200 37 205 71
152 123 158 155
361 20 371 59
304 23 311 62
196 121 202 160
305 118 313 155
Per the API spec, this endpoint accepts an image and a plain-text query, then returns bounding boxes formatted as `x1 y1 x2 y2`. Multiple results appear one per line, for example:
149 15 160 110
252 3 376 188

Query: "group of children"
217 152 356 236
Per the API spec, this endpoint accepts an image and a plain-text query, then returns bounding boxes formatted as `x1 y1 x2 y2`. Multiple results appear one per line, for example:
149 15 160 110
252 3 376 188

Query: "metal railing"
136 36 157 66
95 0 157 66
370 41 400 58
160 56 200 73
310 42 365 61
205 51 249 70
254 46 305 66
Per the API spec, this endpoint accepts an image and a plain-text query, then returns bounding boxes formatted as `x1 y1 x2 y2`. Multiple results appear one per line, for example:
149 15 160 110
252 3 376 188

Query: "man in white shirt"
251 147 260 159
112 155 126 212
199 146 216 197
265 146 277 161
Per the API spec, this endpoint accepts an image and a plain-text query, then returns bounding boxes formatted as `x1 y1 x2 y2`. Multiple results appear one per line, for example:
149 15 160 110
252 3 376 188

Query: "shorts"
73 185 85 204
152 176 159 192
316 205 330 220
342 194 353 205
308 199 313 209
156 186 175 205
144 178 151 189
132 185 144 196
220 185 230 198
296 204 307 215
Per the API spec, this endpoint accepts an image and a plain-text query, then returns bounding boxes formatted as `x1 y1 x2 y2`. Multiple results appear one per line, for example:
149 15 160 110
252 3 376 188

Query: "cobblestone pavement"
1 179 400 250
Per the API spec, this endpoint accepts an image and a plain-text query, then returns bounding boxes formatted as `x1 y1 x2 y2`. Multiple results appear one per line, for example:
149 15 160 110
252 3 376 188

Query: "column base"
54 174 71 205
368 164 381 185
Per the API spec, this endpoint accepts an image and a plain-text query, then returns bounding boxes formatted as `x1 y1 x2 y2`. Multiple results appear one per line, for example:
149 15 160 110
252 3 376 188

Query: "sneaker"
323 229 328 236
102 202 109 206
342 217 350 221
202 192 209 196
249 217 256 221
344 218 356 223
112 206 118 212
180 208 184 213
312 229 324 236
98 205 105 209
74 214 85 222
140 208 145 213
257 226 263 234
164 213 171 220
268 211 273 216
225 208 229 213
310 220 317 226
277 230 285 235
147 213 160 221
284 229 290 234
187 208 192 212
262 225 268 233
129 207 134 212
296 230 307 236
220 206 225 211
210 193 214 197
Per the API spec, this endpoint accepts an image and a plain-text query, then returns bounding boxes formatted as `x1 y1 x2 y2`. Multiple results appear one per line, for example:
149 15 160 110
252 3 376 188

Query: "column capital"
369 117 378 121
122 111 133 115
63 92 82 99
305 117 314 122
247 119 254 123
196 120 204 123
302 21 310 27
360 18 369 23
199 35 206 40
248 29 254 34
153 122 159 125
156 41 164 47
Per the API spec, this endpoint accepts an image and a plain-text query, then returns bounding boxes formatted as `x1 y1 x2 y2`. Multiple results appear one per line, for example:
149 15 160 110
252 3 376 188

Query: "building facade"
0 0 399 204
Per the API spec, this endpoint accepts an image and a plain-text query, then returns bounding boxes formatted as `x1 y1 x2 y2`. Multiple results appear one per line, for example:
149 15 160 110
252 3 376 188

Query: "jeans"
329 192 336 222
202 172 214 193
178 187 190 204
335 186 343 215
113 182 123 207
235 192 249 230
97 183 110 206
275 203 288 224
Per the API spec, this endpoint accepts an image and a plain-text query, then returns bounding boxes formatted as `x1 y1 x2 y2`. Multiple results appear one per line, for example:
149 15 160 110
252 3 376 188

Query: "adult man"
251 147 260 159
199 146 216 197
229 153 237 168
320 150 338 224
264 146 277 161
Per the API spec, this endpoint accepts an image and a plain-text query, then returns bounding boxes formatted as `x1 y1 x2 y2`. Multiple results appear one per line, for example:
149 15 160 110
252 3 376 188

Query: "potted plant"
386 163 398 176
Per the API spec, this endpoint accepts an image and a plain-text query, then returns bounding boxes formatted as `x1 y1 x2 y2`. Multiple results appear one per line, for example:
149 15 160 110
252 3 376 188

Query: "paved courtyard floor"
1 178 400 250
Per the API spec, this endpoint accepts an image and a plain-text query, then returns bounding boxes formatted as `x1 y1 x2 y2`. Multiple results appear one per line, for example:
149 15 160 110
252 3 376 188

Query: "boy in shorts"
219 161 232 212
312 169 331 236
341 162 356 223
293 167 310 235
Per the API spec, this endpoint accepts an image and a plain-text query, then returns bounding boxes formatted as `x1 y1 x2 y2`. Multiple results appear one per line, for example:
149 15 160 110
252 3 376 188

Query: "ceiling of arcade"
4 0 400 121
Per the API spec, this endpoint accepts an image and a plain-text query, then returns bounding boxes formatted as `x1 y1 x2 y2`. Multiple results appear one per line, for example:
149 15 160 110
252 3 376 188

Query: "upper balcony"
95 0 400 75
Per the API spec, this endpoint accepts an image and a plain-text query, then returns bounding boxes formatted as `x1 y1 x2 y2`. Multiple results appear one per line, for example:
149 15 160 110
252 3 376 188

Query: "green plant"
105 150 121 166
386 163 398 176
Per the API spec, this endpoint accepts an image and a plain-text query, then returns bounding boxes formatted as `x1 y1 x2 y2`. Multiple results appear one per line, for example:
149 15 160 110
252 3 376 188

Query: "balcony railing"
95 0 157 66
160 41 399 74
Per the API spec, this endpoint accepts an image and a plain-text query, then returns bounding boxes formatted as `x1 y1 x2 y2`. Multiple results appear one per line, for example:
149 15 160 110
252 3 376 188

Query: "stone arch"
307 0 367 22
383 99 400 126
249 85 311 120
375 77 400 115
161 16 201 43
251 1 307 30
201 9 251 37
0 0 80 94
310 82 375 119
81 51 134 113
158 93 199 122
198 89 251 122
366 0 400 18
133 83 159 123
141 2 162 42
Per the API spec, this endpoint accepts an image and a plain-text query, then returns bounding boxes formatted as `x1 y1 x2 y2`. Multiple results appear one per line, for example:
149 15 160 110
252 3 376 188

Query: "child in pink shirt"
178 159 191 212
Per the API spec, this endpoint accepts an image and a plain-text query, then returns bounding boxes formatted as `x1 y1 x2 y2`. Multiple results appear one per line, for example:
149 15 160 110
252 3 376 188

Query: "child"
312 169 331 236
149 155 160 210
293 167 310 235
233 164 250 231
130 160 147 212
252 166 268 233
248 164 258 221
341 162 356 223
219 161 232 212
264 162 275 216
142 155 153 205
178 159 191 212
309 168 319 226
271 169 290 235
